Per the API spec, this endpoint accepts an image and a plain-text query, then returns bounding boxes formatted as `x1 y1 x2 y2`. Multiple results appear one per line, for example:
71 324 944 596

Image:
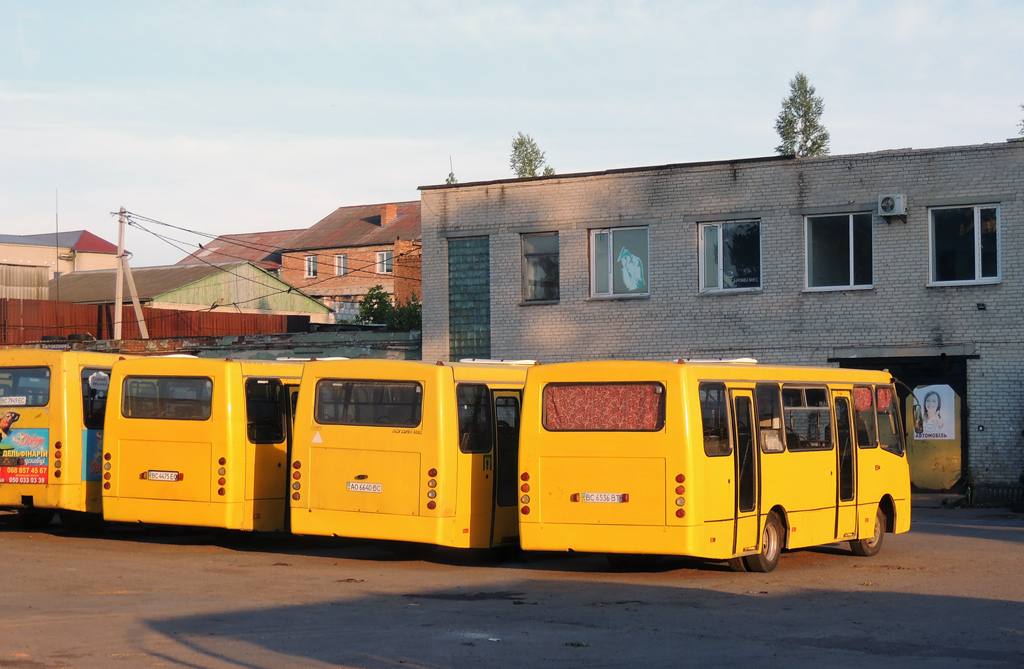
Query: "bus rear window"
315 379 422 427
457 383 492 453
543 382 665 431
0 367 50 407
122 376 213 420
782 385 831 451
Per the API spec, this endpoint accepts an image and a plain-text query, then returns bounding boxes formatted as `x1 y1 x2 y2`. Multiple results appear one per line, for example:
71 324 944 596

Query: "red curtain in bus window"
853 386 873 412
543 383 665 431
876 387 893 409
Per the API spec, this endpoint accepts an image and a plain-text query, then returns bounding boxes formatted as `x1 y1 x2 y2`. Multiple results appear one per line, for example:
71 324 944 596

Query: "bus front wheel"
850 507 885 557
743 512 783 573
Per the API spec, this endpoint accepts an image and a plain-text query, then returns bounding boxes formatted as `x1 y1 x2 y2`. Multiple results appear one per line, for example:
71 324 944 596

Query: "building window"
522 232 559 302
376 250 393 274
699 220 760 291
930 205 1000 284
335 254 347 276
590 226 649 297
304 255 317 278
806 213 872 289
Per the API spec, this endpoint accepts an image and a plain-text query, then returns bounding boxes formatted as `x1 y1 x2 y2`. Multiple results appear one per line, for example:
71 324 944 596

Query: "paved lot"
1 504 1022 668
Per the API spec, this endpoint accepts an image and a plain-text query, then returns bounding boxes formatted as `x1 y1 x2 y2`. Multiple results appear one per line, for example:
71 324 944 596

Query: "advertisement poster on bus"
912 384 956 440
0 419 50 484
82 429 103 482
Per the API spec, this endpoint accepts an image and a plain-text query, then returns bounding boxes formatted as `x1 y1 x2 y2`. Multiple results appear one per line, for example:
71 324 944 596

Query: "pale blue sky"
2 1 1022 267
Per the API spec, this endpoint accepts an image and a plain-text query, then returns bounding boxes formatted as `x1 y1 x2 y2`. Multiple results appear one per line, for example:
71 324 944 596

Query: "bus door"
456 383 509 547
490 392 521 547
244 378 292 529
832 390 858 540
730 390 760 555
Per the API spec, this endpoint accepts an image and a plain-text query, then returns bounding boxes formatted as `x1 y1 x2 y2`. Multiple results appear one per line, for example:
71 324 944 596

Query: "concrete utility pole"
113 208 150 340
114 209 125 340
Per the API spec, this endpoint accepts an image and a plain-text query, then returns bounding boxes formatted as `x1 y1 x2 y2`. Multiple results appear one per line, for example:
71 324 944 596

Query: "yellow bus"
518 360 911 572
290 359 528 549
102 357 303 532
0 348 125 528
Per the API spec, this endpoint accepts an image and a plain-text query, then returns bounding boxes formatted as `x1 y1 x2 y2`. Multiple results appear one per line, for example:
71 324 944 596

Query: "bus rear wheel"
743 512 783 573
850 507 885 557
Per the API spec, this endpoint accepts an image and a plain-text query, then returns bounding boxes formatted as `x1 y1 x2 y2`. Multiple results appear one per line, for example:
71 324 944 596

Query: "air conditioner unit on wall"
878 193 907 216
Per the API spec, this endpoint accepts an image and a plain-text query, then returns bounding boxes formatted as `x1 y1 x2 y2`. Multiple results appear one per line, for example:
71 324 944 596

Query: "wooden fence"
0 299 304 344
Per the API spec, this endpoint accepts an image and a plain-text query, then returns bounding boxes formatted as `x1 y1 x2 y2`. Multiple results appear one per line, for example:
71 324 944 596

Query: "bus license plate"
347 482 383 493
583 492 623 504
148 470 180 482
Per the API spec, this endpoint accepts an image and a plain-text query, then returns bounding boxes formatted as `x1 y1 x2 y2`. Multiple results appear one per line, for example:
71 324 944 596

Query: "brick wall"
421 140 1024 485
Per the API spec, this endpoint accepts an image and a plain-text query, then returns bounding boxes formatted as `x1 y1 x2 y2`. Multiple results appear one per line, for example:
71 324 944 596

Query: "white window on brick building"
805 213 872 289
699 220 761 291
304 255 317 278
590 227 649 297
335 254 347 276
929 205 1000 285
522 232 559 302
376 250 393 274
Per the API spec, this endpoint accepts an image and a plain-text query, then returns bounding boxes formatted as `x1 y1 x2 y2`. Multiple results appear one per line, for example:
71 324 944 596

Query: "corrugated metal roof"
176 229 304 269
49 262 256 303
16 230 118 254
282 201 421 251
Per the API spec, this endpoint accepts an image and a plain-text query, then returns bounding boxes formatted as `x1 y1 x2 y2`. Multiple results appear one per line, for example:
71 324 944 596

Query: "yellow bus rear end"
0 349 124 527
290 359 527 549
102 357 302 532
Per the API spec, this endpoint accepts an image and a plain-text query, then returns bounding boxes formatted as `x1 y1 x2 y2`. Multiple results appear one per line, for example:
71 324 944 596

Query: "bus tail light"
676 509 686 518
569 493 579 502
521 472 530 482
292 471 301 480
217 488 226 496
103 482 110 490
293 461 301 469
621 494 629 503
521 506 530 515
426 467 438 509
292 492 300 501
427 500 436 510
676 474 686 483
219 457 227 466
520 483 530 493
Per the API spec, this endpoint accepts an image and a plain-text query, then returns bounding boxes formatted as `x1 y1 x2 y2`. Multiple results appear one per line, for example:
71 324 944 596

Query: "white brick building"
420 140 1024 490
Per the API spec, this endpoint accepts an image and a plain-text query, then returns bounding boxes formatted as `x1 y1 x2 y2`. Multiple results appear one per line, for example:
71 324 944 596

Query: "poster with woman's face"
912 384 956 440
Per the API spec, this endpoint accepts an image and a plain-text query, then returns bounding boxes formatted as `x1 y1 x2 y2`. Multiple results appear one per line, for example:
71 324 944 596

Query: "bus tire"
743 512 783 573
850 507 885 557
727 557 748 572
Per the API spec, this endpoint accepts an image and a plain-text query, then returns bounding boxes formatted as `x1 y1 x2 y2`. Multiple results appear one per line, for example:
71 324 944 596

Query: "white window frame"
804 213 873 291
304 255 317 278
698 220 762 293
376 250 393 275
589 226 650 298
335 254 347 276
928 204 1001 286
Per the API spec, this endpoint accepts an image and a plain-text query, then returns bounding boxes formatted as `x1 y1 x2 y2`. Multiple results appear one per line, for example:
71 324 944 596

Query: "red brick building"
277 201 421 322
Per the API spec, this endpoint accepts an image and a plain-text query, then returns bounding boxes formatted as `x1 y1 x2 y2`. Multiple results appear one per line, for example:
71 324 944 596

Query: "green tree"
774 72 830 157
1018 104 1024 136
445 171 458 185
392 294 422 331
358 285 395 325
510 131 555 177
358 285 422 331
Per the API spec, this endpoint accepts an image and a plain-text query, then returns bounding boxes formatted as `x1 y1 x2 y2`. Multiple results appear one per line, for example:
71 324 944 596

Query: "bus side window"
699 382 730 456
755 383 784 453
875 386 904 456
782 386 832 451
853 386 877 449
246 378 285 444
456 383 492 454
